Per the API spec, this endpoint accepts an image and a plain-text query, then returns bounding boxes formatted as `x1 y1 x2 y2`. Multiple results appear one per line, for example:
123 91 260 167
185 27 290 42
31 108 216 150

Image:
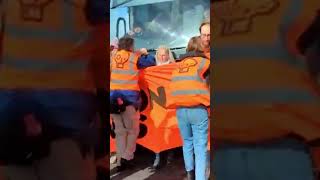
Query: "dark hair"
186 36 202 52
199 21 210 33
118 36 134 51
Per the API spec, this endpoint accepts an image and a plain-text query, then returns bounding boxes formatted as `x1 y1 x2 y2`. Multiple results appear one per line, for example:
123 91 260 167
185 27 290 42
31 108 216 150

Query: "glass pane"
129 0 210 50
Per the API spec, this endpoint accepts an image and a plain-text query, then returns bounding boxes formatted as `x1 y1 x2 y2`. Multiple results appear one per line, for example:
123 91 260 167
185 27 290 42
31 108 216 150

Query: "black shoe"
120 158 134 168
116 164 126 172
186 170 195 180
116 158 131 172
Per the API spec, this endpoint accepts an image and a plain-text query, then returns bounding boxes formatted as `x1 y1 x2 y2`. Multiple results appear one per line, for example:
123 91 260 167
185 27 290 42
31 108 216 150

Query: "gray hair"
155 45 175 65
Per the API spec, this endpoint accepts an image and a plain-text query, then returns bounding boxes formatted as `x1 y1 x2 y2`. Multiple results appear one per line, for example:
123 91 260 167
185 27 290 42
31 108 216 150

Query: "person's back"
212 0 320 179
167 36 210 180
212 0 320 143
110 36 155 172
168 51 210 109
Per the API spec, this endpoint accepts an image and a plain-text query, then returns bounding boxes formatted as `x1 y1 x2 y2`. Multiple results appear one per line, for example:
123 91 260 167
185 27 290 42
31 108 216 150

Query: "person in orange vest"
110 36 156 172
0 0 107 179
212 0 320 180
167 36 210 180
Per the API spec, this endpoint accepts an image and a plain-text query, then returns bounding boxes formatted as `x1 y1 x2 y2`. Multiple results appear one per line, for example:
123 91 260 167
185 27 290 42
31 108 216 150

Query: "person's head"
199 21 210 49
156 46 175 65
186 36 202 52
118 36 134 52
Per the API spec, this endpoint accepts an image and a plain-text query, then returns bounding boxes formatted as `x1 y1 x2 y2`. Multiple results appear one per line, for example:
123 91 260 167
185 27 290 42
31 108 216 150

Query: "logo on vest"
213 0 280 36
114 54 129 69
19 0 54 22
179 59 198 73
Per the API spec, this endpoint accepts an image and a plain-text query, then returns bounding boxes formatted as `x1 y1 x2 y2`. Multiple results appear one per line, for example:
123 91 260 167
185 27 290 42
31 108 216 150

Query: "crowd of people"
110 21 211 180
0 0 109 180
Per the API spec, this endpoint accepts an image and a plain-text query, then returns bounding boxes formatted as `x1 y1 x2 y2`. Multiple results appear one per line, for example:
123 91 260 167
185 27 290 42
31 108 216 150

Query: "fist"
24 114 42 137
140 48 148 55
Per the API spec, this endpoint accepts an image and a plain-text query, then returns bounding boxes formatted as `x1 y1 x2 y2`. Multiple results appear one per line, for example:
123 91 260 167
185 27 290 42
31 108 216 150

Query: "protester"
167 36 210 180
151 45 176 170
110 36 155 172
212 1 320 179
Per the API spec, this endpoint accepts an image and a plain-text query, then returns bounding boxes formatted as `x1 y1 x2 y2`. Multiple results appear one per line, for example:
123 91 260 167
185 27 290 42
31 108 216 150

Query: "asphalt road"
110 145 187 180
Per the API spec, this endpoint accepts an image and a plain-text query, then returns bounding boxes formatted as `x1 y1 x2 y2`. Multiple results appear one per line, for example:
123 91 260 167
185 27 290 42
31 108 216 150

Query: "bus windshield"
127 0 209 50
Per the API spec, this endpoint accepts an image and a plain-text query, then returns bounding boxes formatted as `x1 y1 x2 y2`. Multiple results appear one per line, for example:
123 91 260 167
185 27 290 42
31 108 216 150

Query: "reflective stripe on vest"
3 2 89 71
171 58 208 96
172 89 209 96
111 53 138 85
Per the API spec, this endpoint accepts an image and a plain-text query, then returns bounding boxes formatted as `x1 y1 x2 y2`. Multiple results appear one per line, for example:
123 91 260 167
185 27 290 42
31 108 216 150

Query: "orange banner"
110 64 210 153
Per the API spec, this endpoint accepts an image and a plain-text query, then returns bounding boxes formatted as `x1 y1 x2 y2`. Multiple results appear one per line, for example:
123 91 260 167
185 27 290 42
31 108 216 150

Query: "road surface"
110 145 187 180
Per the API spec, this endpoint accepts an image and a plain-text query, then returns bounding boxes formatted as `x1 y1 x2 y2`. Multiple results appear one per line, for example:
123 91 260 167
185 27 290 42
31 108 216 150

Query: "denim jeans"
177 106 208 180
213 138 315 180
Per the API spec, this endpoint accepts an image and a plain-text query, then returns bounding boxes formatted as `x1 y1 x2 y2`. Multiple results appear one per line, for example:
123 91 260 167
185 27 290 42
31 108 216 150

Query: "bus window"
127 0 209 50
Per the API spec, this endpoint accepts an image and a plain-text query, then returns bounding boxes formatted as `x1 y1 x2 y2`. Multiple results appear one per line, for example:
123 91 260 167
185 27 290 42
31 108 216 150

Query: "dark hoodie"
178 51 210 79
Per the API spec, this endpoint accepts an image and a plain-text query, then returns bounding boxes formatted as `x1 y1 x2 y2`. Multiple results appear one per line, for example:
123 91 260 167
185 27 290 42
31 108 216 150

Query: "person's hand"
117 98 124 105
140 48 148 55
23 114 42 137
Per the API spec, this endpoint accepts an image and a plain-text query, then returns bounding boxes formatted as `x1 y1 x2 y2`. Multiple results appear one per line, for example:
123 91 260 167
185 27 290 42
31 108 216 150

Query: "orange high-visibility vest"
110 50 140 91
212 0 320 142
0 0 95 91
167 57 210 108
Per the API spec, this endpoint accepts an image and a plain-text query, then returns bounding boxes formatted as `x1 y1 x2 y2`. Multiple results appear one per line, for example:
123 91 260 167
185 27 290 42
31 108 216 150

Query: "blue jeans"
213 138 315 180
0 90 98 147
177 106 208 180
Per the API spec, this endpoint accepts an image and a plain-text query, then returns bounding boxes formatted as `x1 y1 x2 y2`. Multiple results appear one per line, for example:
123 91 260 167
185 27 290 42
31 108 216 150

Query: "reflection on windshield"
127 0 210 50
